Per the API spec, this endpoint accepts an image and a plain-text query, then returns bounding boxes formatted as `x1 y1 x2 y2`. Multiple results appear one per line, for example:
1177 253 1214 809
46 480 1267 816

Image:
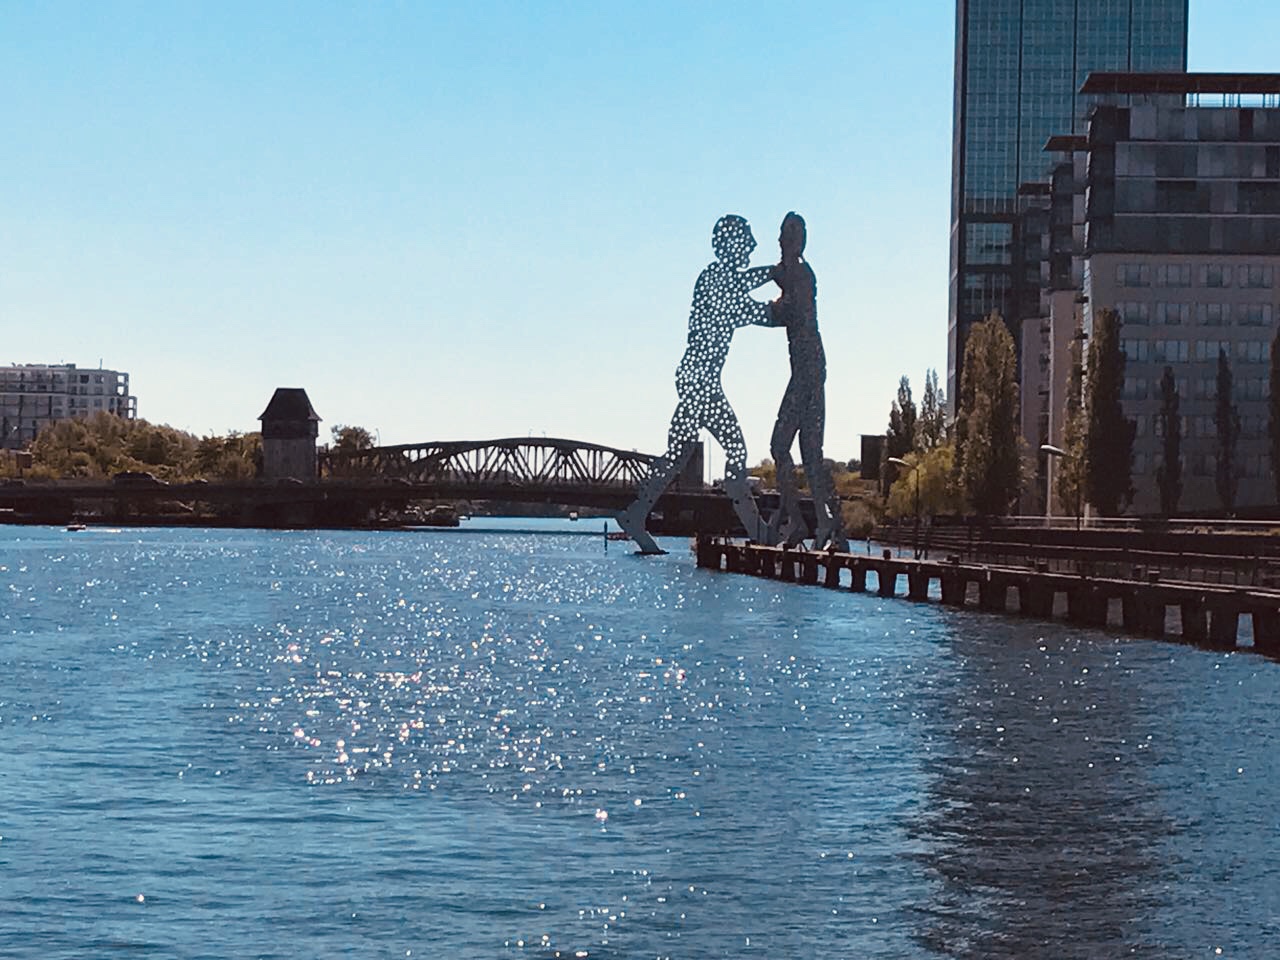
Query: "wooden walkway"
694 536 1280 657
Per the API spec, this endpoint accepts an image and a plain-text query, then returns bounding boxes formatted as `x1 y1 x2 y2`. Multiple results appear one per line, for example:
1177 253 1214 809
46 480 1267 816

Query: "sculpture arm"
736 294 777 328
736 265 782 327
740 265 776 290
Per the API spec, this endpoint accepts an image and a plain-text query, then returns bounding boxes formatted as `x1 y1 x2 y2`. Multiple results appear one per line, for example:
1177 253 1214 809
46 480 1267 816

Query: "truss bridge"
320 436 705 509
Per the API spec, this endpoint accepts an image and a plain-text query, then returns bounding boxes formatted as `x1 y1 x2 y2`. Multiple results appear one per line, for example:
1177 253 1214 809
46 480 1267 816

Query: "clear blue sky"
2 2 1276 470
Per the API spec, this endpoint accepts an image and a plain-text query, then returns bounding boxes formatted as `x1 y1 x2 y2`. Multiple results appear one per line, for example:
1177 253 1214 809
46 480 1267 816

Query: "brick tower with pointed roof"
259 387 321 480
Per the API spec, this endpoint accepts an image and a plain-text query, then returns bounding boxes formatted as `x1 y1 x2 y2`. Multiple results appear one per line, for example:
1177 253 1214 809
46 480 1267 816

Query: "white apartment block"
0 363 137 449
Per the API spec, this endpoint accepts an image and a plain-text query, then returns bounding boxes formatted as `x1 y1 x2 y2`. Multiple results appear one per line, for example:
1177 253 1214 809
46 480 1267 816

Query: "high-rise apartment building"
1020 73 1280 515
1080 74 1280 513
0 363 136 449
949 0 1188 405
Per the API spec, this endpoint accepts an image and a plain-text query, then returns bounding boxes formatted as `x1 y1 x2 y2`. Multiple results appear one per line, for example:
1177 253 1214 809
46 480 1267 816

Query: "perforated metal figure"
618 215 777 554
766 212 846 550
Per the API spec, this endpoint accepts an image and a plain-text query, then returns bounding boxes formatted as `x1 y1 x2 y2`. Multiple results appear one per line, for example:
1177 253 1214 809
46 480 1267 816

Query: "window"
1156 180 1201 213
1121 339 1150 362
1118 301 1151 325
1156 264 1193 287
1236 340 1268 363
1237 303 1272 327
1123 377 1149 401
1117 264 1150 287
1194 340 1232 362
1197 303 1229 326
1239 264 1274 288
1154 340 1189 363
1202 264 1231 288
1155 302 1190 325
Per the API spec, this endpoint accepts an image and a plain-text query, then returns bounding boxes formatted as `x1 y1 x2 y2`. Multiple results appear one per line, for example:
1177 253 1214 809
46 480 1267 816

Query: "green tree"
897 376 918 453
885 444 963 519
1270 329 1280 502
955 313 1022 516
28 412 198 480
916 368 947 451
1055 326 1087 519
193 431 262 480
1215 348 1241 513
20 412 273 482
1084 307 1135 516
882 376 916 495
331 424 376 454
1155 366 1182 517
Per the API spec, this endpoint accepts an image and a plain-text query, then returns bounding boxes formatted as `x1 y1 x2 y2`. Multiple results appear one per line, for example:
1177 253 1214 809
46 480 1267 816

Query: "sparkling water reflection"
2 525 1278 958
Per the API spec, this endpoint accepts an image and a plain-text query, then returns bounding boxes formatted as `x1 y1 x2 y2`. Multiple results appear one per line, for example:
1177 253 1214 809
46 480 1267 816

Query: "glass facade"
948 0 1188 403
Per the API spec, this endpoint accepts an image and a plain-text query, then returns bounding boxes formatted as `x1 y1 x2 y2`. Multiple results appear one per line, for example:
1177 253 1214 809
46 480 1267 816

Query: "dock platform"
694 536 1280 656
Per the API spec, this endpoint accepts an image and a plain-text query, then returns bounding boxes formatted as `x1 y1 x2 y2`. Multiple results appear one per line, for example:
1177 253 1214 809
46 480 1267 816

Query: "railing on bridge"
320 437 695 493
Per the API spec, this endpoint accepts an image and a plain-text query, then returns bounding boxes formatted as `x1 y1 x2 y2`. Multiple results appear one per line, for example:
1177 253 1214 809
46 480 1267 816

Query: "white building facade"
0 363 137 449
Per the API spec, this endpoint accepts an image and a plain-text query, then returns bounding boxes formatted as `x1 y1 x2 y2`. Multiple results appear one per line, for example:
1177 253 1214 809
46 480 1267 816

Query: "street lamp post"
888 456 921 559
1040 444 1081 530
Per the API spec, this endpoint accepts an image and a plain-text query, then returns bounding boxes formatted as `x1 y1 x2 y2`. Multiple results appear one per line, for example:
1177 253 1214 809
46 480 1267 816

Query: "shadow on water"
904 617 1178 958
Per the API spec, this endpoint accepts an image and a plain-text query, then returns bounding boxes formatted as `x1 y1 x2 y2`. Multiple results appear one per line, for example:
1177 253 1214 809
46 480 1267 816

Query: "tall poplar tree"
1215 348 1241 513
1056 327 1087 519
896 377 918 454
1269 329 1280 502
1084 307 1135 516
917 368 947 450
882 376 917 496
1155 366 1182 517
956 313 1022 516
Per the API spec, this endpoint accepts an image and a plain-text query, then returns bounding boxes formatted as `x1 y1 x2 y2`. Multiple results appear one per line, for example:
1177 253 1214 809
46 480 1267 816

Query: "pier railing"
874 517 1280 588
696 536 1280 656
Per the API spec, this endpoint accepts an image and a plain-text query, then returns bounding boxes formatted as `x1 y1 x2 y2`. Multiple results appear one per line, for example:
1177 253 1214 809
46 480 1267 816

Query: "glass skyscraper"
948 0 1188 403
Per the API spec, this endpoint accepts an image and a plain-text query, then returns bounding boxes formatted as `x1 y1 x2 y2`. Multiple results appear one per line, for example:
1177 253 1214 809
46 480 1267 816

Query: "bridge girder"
322 437 661 492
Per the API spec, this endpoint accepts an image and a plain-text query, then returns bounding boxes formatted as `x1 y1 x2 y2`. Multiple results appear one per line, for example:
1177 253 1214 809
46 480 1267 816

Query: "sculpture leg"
769 382 809 545
799 387 846 552
706 393 774 545
617 400 700 554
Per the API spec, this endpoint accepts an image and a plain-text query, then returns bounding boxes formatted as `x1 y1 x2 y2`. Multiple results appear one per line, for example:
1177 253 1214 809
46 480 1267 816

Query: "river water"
2 521 1278 958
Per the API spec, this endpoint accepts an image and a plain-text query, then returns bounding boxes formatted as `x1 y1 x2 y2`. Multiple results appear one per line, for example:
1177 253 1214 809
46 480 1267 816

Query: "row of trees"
1149 340 1245 515
0 414 380 482
1064 307 1257 518
884 305 1280 522
0 412 264 481
881 368 963 519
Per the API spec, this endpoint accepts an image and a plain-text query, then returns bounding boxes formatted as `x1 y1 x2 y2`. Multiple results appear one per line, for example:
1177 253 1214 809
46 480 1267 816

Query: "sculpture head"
712 215 756 268
779 211 806 259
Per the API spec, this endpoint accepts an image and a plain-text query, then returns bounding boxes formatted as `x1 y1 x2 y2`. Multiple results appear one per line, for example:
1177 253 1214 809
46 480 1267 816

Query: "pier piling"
692 536 1280 658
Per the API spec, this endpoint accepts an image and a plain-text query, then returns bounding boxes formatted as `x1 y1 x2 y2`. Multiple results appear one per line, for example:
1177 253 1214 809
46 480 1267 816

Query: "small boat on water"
420 504 460 527
66 523 87 532
569 511 579 521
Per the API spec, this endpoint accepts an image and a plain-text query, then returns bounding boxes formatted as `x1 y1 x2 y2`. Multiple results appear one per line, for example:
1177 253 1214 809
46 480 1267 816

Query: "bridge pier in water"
694 536 1280 657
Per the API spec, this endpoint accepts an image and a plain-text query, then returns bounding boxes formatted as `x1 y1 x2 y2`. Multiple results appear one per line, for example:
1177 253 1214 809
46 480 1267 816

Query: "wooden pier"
694 536 1280 656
